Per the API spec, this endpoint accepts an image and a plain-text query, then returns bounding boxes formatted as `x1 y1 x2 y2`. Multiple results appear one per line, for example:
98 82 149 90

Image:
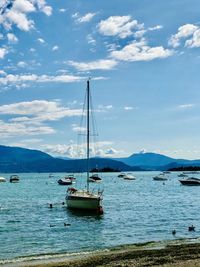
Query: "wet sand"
15 240 200 267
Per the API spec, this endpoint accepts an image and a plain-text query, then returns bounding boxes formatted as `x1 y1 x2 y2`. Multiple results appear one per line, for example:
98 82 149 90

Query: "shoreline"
2 238 200 267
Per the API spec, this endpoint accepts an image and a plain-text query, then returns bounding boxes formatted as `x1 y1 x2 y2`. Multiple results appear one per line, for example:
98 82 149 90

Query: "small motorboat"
178 173 188 177
58 178 73 185
0 176 6 182
179 177 200 186
123 173 136 180
153 173 168 181
10 175 20 183
66 174 76 181
118 173 126 178
89 174 102 183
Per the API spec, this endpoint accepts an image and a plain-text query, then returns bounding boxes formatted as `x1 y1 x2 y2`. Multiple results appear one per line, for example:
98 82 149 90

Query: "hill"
0 145 142 173
117 152 200 170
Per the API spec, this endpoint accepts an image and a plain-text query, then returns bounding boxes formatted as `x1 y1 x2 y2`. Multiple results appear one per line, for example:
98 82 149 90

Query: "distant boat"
58 177 73 185
178 173 188 177
49 173 54 178
123 173 136 180
0 176 6 182
118 173 126 178
179 177 200 186
65 174 76 181
89 173 102 183
153 173 168 181
10 175 19 183
66 80 103 212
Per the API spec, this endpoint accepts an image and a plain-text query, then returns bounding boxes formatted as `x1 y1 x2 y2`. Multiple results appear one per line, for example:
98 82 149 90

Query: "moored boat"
179 177 200 186
0 176 6 182
153 173 168 181
89 173 102 183
66 80 103 213
58 178 73 185
123 173 135 180
118 173 126 178
10 175 20 183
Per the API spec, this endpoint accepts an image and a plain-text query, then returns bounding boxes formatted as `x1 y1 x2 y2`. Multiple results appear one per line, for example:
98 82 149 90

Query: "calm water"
1 171 200 263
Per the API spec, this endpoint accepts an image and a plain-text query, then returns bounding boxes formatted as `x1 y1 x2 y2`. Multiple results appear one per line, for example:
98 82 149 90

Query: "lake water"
1 171 200 264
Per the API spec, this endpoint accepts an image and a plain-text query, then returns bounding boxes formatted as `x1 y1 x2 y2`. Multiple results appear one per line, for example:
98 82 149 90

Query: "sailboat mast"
86 79 90 192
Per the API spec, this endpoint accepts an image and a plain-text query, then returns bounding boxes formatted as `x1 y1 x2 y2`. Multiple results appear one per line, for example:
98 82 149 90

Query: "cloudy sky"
0 0 200 159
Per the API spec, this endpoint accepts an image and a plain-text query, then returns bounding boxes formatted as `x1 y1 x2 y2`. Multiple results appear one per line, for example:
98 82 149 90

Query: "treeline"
90 167 120 172
168 166 200 172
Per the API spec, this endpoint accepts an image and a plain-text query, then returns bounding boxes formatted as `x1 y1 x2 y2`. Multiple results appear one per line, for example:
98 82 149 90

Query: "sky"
0 0 200 160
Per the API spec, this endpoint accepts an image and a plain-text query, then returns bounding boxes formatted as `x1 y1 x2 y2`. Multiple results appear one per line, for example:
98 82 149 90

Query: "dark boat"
89 174 102 183
58 178 73 185
179 177 200 186
10 175 20 183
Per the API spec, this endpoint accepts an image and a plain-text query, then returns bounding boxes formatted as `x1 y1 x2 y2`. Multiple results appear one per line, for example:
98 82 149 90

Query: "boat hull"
66 195 101 210
179 180 200 186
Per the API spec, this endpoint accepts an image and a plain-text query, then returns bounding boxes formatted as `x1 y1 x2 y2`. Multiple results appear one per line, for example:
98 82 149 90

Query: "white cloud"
59 8 66 13
52 45 59 51
97 104 113 112
98 15 143 39
0 0 52 31
111 39 173 62
38 38 45 43
0 119 55 138
0 73 84 86
30 48 36 52
0 100 83 121
148 25 163 31
87 34 96 45
43 141 121 158
73 12 96 23
169 24 199 48
17 61 27 68
0 70 6 76
185 28 200 48
0 48 8 59
124 106 133 110
68 59 118 71
71 124 86 133
177 103 195 109
0 100 86 138
7 33 18 43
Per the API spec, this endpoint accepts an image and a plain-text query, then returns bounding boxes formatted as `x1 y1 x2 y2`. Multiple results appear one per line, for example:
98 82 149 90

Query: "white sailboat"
66 80 103 213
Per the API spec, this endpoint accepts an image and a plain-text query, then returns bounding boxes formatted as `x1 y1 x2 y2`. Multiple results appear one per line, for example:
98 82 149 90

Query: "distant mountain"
0 145 142 173
116 152 200 170
1 145 200 173
118 152 175 167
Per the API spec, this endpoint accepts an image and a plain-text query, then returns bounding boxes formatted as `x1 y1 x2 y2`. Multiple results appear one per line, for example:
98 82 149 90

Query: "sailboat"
66 79 103 213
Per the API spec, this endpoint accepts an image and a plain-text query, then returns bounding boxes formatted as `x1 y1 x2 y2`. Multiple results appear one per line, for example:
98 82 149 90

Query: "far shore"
4 238 200 267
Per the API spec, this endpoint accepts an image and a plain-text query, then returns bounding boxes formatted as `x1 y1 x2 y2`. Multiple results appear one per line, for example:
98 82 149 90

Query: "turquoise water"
1 171 200 263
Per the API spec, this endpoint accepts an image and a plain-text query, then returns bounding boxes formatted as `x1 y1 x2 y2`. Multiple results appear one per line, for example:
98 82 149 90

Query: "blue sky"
0 0 200 159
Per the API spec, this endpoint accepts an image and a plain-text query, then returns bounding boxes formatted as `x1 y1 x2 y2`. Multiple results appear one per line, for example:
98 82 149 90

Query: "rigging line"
89 89 99 157
76 88 87 159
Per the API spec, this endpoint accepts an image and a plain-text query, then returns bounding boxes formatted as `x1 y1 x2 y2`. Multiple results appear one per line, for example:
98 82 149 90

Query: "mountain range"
0 145 200 173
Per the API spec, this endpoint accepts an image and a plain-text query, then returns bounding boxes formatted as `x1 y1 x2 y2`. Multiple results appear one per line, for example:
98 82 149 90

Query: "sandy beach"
8 240 200 267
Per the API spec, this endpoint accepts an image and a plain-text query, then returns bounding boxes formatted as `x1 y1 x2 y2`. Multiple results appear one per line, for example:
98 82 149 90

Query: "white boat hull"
66 190 102 210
